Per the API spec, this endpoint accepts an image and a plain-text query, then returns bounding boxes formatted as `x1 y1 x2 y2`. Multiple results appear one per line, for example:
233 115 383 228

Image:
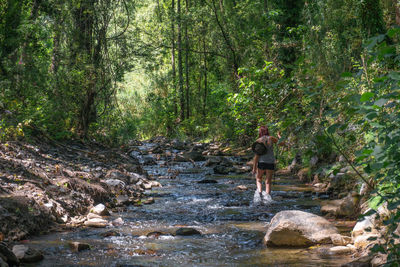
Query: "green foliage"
326 28 400 263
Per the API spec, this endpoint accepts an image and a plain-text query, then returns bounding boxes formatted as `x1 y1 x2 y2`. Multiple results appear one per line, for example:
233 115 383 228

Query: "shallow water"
25 146 352 267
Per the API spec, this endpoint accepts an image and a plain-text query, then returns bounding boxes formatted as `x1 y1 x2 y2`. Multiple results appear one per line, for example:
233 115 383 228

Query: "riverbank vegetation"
1 0 399 264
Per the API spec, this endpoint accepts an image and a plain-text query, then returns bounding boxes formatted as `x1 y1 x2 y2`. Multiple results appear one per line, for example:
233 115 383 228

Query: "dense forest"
1 0 400 264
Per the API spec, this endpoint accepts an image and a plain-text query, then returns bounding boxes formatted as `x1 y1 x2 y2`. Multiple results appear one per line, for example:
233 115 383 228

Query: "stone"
128 173 144 184
146 231 169 238
341 256 373 267
143 183 152 189
236 185 248 190
183 151 205 161
143 156 157 165
70 216 86 225
197 179 218 184
0 257 8 267
150 145 163 154
103 179 125 188
330 234 352 246
112 217 124 226
0 243 19 266
115 195 131 206
149 181 162 187
68 242 90 252
329 246 352 255
106 170 130 182
354 234 379 249
90 204 110 216
213 165 230 174
87 213 103 220
371 253 387 267
175 228 201 236
297 168 311 182
142 198 155 205
320 194 359 218
204 157 222 167
263 210 339 247
352 213 379 238
234 166 251 174
84 218 109 228
309 156 318 167
313 183 323 188
100 230 120 238
171 139 186 150
174 154 188 162
12 245 43 263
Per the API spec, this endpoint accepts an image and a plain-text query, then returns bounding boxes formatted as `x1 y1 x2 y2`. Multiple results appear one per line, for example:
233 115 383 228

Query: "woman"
252 125 282 205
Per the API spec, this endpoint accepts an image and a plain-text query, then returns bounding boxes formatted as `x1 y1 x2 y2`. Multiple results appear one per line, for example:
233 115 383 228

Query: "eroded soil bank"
0 139 149 242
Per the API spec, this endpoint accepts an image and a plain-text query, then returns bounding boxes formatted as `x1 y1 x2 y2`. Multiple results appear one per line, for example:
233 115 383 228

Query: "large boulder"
263 210 339 247
90 204 110 216
0 243 19 266
213 165 231 174
12 245 44 263
183 151 205 161
320 193 359 218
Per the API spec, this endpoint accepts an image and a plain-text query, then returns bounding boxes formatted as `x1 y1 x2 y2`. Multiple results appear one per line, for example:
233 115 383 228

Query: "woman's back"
258 136 275 163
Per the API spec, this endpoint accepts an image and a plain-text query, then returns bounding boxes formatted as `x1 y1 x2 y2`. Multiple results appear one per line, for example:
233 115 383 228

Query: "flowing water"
25 144 353 266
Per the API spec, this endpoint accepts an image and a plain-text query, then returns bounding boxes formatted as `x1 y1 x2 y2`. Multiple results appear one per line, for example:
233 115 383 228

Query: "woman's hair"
258 125 269 138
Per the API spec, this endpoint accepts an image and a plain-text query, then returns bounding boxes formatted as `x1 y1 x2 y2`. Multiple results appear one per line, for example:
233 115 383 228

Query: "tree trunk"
395 0 400 25
171 0 177 116
51 22 61 74
210 0 239 85
177 0 185 121
203 27 208 117
74 0 96 137
185 0 190 119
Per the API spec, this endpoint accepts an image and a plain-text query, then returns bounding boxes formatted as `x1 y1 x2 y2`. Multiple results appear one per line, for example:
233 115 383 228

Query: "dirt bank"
0 138 148 242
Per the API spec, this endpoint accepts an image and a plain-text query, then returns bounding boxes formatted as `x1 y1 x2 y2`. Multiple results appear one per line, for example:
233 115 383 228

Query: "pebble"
68 242 90 252
175 227 201 236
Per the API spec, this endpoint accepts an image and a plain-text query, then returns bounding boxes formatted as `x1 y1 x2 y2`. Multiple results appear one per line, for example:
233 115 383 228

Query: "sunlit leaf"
388 72 400 81
360 92 374 102
374 98 388 107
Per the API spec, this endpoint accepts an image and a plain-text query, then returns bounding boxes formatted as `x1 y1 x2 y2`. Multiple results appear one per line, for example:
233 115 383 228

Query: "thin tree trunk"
203 28 207 117
185 0 190 118
75 0 96 137
51 22 61 74
157 0 162 22
177 0 185 121
395 0 400 25
171 0 177 116
210 0 239 84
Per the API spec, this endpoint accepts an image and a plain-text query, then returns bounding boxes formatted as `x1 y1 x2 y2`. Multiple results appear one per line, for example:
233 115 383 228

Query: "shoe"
253 190 262 206
262 191 274 204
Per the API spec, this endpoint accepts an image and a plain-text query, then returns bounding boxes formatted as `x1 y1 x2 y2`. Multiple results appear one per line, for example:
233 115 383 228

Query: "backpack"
252 141 268 155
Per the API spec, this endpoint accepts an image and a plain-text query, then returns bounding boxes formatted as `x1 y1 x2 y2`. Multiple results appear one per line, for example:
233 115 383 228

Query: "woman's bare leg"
256 169 265 192
265 170 274 194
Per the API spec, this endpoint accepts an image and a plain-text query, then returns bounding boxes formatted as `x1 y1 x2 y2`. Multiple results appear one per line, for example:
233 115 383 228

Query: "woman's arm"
252 154 259 174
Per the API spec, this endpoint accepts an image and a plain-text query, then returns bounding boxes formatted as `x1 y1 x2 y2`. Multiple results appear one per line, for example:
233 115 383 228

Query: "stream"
24 143 353 266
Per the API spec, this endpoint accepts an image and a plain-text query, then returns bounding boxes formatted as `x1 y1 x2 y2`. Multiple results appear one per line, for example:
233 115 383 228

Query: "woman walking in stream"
252 125 283 205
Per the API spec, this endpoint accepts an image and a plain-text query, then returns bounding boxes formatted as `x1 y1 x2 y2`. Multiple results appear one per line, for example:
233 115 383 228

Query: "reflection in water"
27 144 352 267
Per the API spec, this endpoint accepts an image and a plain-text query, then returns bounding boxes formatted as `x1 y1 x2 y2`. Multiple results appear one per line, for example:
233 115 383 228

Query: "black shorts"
258 162 275 170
